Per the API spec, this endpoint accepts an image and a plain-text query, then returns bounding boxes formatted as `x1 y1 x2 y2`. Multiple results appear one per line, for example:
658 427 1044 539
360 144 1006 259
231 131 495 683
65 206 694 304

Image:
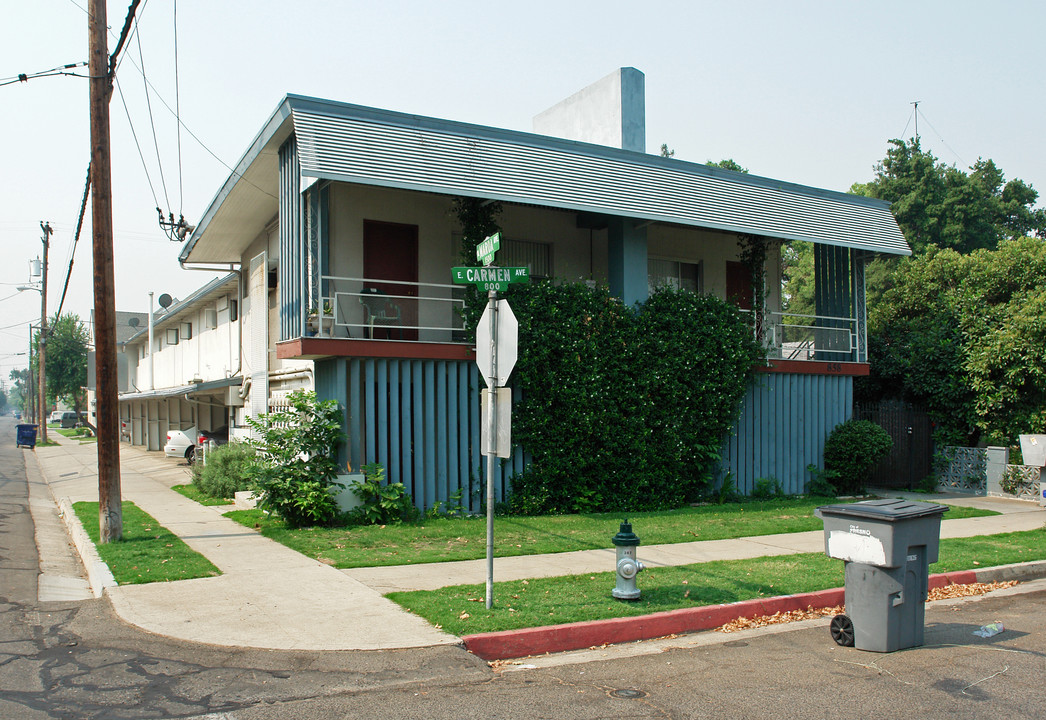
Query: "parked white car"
164 427 198 464
164 426 230 464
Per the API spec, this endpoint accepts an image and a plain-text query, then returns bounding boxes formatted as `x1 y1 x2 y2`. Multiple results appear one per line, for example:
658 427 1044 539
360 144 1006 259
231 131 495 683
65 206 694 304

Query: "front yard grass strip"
387 527 1046 636
56 428 97 443
223 499 995 569
73 501 221 585
171 482 233 507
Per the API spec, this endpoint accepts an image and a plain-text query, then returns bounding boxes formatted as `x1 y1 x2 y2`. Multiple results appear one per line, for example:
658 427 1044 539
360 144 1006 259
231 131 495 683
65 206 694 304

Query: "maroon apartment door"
726 261 753 310
363 220 418 340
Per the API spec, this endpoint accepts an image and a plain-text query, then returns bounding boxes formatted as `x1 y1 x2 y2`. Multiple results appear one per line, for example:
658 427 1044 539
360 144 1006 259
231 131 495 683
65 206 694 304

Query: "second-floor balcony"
280 274 865 368
764 310 858 362
313 275 468 343
277 275 473 361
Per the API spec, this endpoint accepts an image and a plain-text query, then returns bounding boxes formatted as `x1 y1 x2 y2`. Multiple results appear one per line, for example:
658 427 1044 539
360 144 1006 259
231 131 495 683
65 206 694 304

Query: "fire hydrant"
612 519 644 600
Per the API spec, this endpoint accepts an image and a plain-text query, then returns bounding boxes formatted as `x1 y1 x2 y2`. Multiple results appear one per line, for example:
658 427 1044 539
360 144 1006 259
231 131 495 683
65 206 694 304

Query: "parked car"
164 427 198 463
48 411 64 425
164 426 230 464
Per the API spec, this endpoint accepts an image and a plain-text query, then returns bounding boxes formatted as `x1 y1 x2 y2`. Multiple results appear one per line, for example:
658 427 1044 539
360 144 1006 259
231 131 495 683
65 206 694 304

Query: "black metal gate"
853 401 934 490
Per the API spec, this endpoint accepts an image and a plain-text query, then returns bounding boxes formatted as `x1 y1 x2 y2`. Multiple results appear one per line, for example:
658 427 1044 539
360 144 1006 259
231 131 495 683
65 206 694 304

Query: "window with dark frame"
648 258 702 294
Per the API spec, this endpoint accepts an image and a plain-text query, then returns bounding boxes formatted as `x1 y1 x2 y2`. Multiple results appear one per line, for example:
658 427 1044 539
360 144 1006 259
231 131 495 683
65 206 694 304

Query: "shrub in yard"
822 419 893 494
192 442 256 499
752 477 784 499
805 464 837 497
246 390 346 528
348 463 418 525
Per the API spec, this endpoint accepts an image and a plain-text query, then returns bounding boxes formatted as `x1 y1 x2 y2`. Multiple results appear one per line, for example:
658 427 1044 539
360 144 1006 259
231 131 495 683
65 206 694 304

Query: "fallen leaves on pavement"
715 580 1019 633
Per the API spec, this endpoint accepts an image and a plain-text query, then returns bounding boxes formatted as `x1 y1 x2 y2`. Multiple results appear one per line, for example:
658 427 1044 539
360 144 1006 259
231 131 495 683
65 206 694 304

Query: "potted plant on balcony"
307 301 334 336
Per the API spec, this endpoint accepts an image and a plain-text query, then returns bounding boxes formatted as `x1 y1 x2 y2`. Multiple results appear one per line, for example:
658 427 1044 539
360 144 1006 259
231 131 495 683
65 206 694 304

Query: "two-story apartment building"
173 69 909 508
117 275 247 453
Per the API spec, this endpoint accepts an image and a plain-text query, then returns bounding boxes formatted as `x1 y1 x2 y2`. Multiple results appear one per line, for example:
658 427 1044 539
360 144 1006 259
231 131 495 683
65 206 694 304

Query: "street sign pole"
485 288 498 610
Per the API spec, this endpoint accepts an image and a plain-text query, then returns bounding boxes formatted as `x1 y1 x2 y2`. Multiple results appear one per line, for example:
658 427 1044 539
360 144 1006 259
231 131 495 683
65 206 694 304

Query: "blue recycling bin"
16 423 38 449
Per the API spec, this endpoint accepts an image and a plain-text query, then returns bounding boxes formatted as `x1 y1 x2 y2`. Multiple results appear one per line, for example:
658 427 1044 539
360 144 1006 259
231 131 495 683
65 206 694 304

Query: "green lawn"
224 499 995 569
388 527 1046 636
55 428 96 443
73 501 221 584
171 482 234 507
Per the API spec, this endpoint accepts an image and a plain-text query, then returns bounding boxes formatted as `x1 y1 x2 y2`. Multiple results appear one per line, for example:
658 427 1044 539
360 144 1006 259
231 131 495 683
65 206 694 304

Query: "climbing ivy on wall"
454 197 502 330
737 233 775 340
503 281 765 515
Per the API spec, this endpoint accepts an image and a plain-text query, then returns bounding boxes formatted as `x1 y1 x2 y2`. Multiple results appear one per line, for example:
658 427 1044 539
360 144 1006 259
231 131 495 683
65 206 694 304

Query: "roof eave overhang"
184 94 912 261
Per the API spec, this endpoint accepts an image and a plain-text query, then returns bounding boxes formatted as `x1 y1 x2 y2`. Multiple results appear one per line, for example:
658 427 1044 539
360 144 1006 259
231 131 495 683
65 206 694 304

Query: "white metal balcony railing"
310 275 468 343
307 280 858 361
743 310 858 361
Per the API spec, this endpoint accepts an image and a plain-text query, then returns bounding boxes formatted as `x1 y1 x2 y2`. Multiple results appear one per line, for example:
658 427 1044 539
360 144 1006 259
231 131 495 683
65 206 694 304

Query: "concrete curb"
462 563 1046 661
55 496 117 598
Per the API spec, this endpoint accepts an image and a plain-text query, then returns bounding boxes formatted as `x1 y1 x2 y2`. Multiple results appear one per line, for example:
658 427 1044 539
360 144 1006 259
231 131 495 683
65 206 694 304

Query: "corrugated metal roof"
119 376 241 402
183 95 909 261
123 274 238 345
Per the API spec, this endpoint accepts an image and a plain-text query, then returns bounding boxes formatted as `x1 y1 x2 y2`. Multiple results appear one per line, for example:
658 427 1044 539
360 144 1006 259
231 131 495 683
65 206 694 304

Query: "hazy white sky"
1 0 1043 375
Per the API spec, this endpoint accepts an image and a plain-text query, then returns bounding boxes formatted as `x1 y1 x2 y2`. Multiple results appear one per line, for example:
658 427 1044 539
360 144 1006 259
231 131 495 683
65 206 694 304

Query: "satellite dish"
158 293 173 310
128 317 140 328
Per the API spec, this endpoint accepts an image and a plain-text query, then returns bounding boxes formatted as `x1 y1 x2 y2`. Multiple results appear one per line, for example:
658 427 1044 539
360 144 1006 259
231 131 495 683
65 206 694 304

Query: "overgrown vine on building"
737 233 773 340
453 197 503 332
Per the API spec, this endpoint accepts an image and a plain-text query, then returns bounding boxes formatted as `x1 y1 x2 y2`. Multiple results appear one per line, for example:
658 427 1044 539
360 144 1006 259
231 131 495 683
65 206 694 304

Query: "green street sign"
452 266 530 292
476 232 501 266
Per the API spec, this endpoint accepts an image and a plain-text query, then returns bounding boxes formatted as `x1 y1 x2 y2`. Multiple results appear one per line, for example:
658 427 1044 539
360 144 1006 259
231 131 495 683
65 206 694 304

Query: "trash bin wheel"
830 614 855 647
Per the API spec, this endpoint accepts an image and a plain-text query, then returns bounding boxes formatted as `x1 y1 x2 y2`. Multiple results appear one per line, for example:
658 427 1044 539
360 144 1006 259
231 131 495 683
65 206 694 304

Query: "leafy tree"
38 313 90 418
659 144 675 158
0 387 7 415
706 158 748 174
8 368 29 416
851 138 1046 254
857 238 1046 446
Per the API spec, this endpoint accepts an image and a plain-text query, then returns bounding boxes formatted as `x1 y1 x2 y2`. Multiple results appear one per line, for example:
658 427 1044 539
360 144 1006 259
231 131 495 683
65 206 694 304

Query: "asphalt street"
0 420 487 720
2 416 1046 719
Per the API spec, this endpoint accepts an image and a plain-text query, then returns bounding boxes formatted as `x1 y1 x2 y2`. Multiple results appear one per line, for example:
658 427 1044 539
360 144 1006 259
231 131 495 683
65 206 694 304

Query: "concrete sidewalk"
32 435 456 651
30 433 1046 653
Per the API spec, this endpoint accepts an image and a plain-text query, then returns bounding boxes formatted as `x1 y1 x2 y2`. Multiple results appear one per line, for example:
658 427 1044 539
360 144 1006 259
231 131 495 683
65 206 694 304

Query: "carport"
118 377 242 451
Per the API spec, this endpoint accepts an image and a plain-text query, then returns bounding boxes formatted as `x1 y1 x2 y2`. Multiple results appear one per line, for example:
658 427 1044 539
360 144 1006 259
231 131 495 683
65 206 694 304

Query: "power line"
108 0 144 79
174 0 184 216
0 62 89 88
54 164 92 320
135 21 172 213
115 76 162 209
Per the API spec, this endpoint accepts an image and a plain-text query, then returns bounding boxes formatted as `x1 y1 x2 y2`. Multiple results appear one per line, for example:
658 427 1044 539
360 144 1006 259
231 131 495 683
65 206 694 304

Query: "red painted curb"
462 571 980 661
462 587 845 661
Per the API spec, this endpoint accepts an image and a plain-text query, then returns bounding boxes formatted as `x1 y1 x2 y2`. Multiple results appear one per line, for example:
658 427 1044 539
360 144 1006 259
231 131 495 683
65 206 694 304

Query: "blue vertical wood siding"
278 139 301 341
315 357 522 512
316 358 849 509
721 372 853 495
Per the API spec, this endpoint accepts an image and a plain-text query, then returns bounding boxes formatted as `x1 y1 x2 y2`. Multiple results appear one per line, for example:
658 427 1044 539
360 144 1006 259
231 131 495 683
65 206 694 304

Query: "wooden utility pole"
89 0 122 542
38 222 51 445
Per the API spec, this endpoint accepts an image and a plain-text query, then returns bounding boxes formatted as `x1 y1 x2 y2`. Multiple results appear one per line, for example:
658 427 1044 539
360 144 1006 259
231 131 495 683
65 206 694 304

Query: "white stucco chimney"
532 67 646 152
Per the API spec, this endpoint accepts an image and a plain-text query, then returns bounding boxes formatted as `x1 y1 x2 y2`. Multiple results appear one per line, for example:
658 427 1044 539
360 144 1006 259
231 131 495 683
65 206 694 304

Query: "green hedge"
495 282 763 514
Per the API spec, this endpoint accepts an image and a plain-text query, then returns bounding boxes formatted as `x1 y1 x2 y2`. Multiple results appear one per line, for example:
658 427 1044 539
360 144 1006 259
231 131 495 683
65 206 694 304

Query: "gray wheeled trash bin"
816 499 947 652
